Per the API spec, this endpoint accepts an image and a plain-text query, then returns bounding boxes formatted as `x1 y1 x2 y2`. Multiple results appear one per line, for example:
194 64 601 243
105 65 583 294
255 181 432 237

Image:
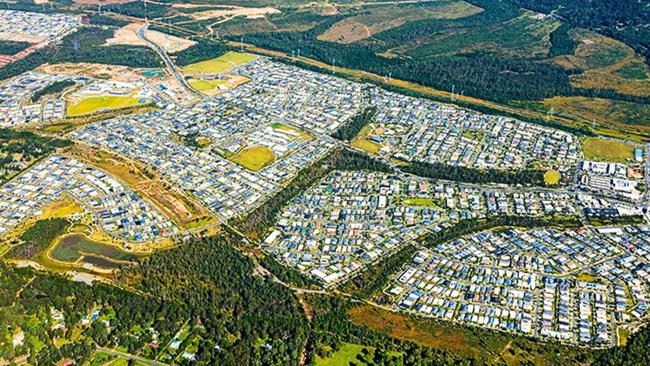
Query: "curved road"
135 24 202 98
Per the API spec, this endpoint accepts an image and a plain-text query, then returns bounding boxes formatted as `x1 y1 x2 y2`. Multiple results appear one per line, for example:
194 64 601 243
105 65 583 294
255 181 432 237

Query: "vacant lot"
230 146 275 171
581 137 637 163
66 95 145 116
542 96 650 138
181 51 257 75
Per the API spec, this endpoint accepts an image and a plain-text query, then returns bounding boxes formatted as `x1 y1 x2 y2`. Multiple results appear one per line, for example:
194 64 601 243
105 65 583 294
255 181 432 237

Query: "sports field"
581 137 637 163
181 51 257 76
188 79 225 92
229 146 275 171
66 95 144 116
543 170 561 185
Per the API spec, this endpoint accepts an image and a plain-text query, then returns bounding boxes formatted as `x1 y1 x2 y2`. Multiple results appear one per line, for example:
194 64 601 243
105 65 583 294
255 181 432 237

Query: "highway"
135 23 202 98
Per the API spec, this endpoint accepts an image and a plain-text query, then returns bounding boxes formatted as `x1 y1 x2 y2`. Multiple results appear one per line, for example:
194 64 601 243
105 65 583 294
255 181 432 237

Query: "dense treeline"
594 324 650 366
6 218 70 260
548 23 579 58
0 262 187 365
100 1 169 19
0 40 31 55
171 40 233 66
400 160 546 186
419 215 582 249
118 234 309 365
340 244 417 300
228 0 650 105
260 254 319 289
87 13 128 27
30 79 76 103
306 294 471 366
231 147 393 238
0 28 162 81
332 105 376 141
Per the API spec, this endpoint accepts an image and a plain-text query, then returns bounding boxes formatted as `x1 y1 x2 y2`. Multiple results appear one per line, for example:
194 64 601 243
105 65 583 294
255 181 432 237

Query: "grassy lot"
541 97 650 138
66 95 144 117
315 343 373 366
581 137 637 162
181 51 257 75
229 146 275 171
543 170 561 185
403 197 438 207
405 12 559 59
188 78 225 92
50 234 136 264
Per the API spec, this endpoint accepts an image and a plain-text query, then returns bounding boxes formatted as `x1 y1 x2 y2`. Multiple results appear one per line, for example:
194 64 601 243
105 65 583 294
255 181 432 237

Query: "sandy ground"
105 23 196 53
0 32 43 43
186 6 280 21
38 62 165 82
73 0 135 4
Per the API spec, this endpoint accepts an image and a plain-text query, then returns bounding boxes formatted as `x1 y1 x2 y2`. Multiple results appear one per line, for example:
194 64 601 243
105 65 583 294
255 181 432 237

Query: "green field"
51 234 136 264
229 146 275 171
188 79 226 92
581 137 637 162
181 51 257 75
403 197 438 207
66 95 144 116
315 343 373 366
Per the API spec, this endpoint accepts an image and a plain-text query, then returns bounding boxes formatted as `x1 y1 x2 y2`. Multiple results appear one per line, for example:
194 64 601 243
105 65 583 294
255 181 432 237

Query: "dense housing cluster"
218 58 366 135
386 225 650 346
0 155 177 242
365 89 580 171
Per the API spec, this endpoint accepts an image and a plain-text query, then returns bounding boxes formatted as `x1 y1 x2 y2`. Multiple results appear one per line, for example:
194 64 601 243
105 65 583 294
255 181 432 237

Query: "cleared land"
105 23 196 53
229 146 275 171
181 51 257 75
66 96 145 117
581 137 637 163
318 1 483 44
188 74 249 95
179 5 280 21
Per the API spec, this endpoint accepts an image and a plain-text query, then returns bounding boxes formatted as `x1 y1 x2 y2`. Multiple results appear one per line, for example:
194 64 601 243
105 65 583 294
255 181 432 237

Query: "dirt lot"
37 62 164 82
181 5 281 21
73 0 134 4
106 23 196 53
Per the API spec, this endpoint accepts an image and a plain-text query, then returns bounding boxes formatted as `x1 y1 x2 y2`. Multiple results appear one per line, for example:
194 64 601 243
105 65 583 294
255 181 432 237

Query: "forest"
399 160 546 186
